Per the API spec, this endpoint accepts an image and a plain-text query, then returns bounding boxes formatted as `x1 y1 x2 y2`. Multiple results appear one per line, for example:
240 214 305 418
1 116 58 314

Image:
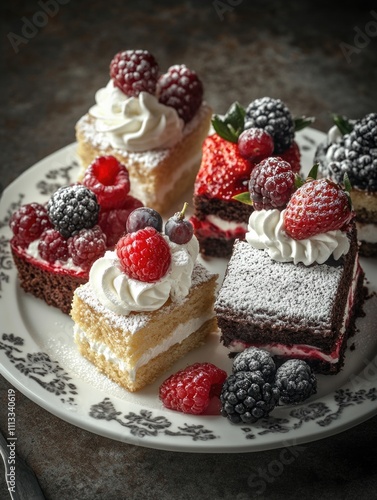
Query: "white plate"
1 129 377 453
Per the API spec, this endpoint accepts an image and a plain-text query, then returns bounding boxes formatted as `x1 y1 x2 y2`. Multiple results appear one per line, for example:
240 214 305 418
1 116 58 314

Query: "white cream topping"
89 81 184 152
89 235 199 315
355 222 377 243
74 312 213 381
26 240 83 272
246 209 350 265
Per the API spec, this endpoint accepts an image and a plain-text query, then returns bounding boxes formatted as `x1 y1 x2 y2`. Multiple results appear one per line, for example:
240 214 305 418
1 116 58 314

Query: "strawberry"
194 133 254 200
283 179 353 240
278 140 301 173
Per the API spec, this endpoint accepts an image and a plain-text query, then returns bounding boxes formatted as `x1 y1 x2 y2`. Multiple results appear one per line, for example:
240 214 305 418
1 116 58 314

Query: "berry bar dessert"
315 113 377 256
70 206 218 392
215 160 365 374
9 157 142 314
76 49 212 213
191 98 312 257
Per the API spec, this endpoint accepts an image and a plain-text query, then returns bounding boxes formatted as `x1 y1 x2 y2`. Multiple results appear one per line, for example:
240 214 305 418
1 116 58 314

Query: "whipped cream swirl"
246 209 350 265
89 80 184 152
89 236 199 315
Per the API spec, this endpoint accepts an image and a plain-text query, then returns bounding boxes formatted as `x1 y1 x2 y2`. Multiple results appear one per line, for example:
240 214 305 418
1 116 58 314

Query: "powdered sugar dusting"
215 240 344 328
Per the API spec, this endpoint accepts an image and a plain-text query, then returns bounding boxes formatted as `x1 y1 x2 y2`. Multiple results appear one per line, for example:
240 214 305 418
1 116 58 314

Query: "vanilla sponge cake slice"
71 263 217 392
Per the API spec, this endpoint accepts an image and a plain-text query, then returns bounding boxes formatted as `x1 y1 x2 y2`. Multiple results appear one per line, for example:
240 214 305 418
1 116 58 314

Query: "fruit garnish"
293 116 316 132
248 157 296 211
47 185 99 239
68 225 107 271
332 114 354 135
165 202 194 244
9 203 52 247
159 362 227 415
283 178 354 240
274 359 317 405
116 227 171 283
157 64 203 123
98 196 143 247
278 140 301 173
237 128 274 162
38 229 69 263
109 49 159 97
82 156 131 210
125 207 163 233
232 347 276 383
211 101 246 143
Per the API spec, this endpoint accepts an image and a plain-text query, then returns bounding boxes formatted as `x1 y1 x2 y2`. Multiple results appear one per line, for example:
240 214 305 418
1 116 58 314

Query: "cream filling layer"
356 222 377 243
206 215 248 233
228 257 361 364
74 312 213 381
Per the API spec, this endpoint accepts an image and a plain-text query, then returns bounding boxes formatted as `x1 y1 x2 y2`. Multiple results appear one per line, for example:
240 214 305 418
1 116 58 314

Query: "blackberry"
244 97 294 154
232 347 276 383
47 185 99 238
274 359 317 405
326 113 377 191
220 371 280 424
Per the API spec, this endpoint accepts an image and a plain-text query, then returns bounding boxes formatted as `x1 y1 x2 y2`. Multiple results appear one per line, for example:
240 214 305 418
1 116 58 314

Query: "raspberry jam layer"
191 215 248 241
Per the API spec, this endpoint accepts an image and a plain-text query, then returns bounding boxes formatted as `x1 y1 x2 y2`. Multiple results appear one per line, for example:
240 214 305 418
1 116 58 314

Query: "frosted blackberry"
327 113 377 191
274 359 317 405
220 371 280 424
232 348 276 383
47 185 99 238
245 97 294 153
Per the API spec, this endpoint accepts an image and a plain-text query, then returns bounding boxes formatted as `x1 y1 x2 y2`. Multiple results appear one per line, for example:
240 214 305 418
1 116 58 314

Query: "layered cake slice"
9 156 142 314
215 159 365 374
76 49 212 213
191 98 311 258
71 206 218 392
315 113 377 256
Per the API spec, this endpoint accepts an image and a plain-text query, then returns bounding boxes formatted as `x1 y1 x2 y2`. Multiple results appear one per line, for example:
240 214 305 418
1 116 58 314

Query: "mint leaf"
307 163 319 181
332 114 353 135
211 102 246 143
212 115 239 142
232 192 253 205
294 116 315 131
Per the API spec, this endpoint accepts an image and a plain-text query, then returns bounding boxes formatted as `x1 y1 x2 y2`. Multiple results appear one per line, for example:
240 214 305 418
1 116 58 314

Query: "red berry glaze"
110 49 159 97
159 362 227 415
10 203 52 247
278 141 301 173
284 179 354 240
248 157 295 210
82 156 131 210
195 134 254 201
116 227 171 282
157 64 203 123
68 225 107 270
38 229 69 263
238 128 274 162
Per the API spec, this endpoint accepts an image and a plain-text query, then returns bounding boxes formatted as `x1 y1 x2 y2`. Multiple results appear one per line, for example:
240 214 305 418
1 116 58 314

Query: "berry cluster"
220 348 317 424
109 49 203 123
10 156 142 270
115 203 195 283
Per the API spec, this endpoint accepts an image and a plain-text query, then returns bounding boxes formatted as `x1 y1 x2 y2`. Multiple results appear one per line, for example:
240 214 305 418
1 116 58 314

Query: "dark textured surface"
1 1 377 499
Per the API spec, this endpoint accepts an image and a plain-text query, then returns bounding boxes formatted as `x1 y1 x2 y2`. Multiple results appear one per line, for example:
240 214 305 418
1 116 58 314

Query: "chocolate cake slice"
215 228 365 374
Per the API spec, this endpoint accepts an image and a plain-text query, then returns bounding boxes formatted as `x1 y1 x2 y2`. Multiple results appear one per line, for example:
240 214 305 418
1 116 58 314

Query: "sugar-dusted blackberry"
232 347 276 383
274 359 317 405
327 113 377 191
220 371 280 424
47 185 99 238
245 97 295 154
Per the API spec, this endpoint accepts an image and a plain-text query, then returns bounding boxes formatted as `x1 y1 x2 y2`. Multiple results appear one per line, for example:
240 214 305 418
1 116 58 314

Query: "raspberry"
38 229 69 263
232 348 276 383
109 49 159 97
220 371 280 424
82 156 131 209
195 134 254 200
68 225 107 271
245 97 294 153
98 196 143 247
47 185 99 238
159 363 227 415
275 359 317 405
284 179 354 240
10 203 52 247
248 157 295 210
278 141 301 173
237 128 274 162
157 64 203 123
116 227 171 282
